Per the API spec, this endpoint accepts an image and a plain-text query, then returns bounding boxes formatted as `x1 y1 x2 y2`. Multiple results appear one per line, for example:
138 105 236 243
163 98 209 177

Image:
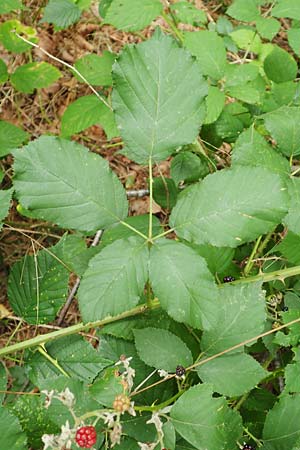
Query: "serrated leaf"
103 0 162 31
264 45 297 83
263 393 300 450
11 62 61 93
230 29 262 53
78 237 148 322
264 106 300 157
7 242 69 324
288 28 300 56
61 95 118 139
171 383 243 450
0 59 8 83
197 353 267 396
201 282 266 355
0 188 12 230
0 20 37 53
226 0 260 21
232 127 290 177
41 0 81 28
13 136 128 232
277 232 300 265
170 1 207 25
0 408 27 449
283 178 300 234
256 16 280 40
134 327 193 371
204 86 225 124
170 166 288 247
0 120 28 157
192 244 234 277
149 239 219 330
53 233 92 276
112 31 207 164
74 51 115 86
272 0 300 20
0 0 23 13
183 30 227 80
152 177 178 209
27 335 112 385
171 151 209 184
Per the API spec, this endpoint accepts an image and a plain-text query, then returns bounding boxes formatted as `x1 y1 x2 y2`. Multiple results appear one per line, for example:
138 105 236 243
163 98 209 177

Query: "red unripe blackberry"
75 425 97 448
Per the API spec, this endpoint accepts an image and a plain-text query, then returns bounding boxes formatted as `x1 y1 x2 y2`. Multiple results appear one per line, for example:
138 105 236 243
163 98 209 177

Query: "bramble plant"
3 0 300 449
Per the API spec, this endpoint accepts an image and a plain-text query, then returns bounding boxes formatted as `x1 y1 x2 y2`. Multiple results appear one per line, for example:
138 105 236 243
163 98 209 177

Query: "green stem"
161 11 184 43
134 390 184 412
119 220 148 240
148 157 153 241
152 227 175 241
230 264 300 286
244 235 262 276
0 300 160 357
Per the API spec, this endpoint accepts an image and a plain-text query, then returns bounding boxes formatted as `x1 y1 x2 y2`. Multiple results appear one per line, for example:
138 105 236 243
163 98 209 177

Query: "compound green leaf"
264 106 300 157
27 335 112 384
11 62 61 93
183 30 227 80
0 20 37 53
170 1 207 25
74 51 115 86
13 136 128 232
263 394 300 450
288 28 300 56
112 31 207 164
232 127 290 177
204 86 225 124
7 243 69 324
0 120 29 157
103 0 162 31
197 353 267 396
149 239 220 330
264 46 298 83
133 327 193 372
78 237 148 322
283 178 300 234
61 95 118 139
170 166 288 247
41 0 81 28
0 59 8 83
0 188 12 230
171 383 243 450
226 0 260 22
272 0 300 20
0 408 27 450
0 0 23 13
201 282 266 355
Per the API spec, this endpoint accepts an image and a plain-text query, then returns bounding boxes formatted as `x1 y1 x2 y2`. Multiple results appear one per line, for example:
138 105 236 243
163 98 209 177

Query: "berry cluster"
75 426 97 448
223 276 235 283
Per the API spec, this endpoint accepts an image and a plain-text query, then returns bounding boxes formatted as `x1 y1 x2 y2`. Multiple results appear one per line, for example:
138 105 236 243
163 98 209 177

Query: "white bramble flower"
115 355 136 391
58 388 75 408
110 422 122 447
41 434 56 450
146 411 164 435
138 442 158 450
41 390 55 409
158 369 169 378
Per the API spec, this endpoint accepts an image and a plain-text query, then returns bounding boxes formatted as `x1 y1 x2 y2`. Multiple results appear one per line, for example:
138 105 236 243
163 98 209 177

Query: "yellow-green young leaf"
183 30 227 80
170 166 288 248
0 408 27 449
61 95 118 140
7 243 70 324
133 327 193 371
103 0 162 31
0 20 37 53
230 29 262 53
272 0 300 21
283 178 300 234
256 17 281 41
112 30 207 164
0 59 8 83
201 283 266 355
226 0 260 22
204 86 225 124
13 136 128 232
0 120 29 157
149 239 220 330
197 353 268 396
264 106 300 157
0 188 12 230
171 384 243 450
264 46 298 83
78 237 148 322
11 62 61 94
74 51 115 86
0 0 23 13
263 394 300 450
40 0 81 28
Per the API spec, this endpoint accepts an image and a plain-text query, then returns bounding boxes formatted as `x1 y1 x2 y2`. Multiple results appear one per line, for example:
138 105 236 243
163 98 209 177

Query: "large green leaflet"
78 237 148 322
0 408 27 450
10 62 61 94
284 178 300 235
170 383 243 450
272 0 300 21
197 353 267 397
112 31 207 164
170 166 288 247
104 0 162 31
40 0 81 28
0 120 28 157
200 283 266 355
264 106 300 157
149 239 220 330
263 394 300 449
134 327 193 372
0 188 12 230
13 136 128 232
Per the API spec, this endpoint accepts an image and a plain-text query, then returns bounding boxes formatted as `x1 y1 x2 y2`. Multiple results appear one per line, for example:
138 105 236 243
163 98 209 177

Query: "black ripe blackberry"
223 276 235 283
175 365 186 377
242 444 255 450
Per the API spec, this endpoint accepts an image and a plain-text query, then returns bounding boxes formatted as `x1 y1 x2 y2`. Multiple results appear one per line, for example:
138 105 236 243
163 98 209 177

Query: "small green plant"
2 0 300 449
